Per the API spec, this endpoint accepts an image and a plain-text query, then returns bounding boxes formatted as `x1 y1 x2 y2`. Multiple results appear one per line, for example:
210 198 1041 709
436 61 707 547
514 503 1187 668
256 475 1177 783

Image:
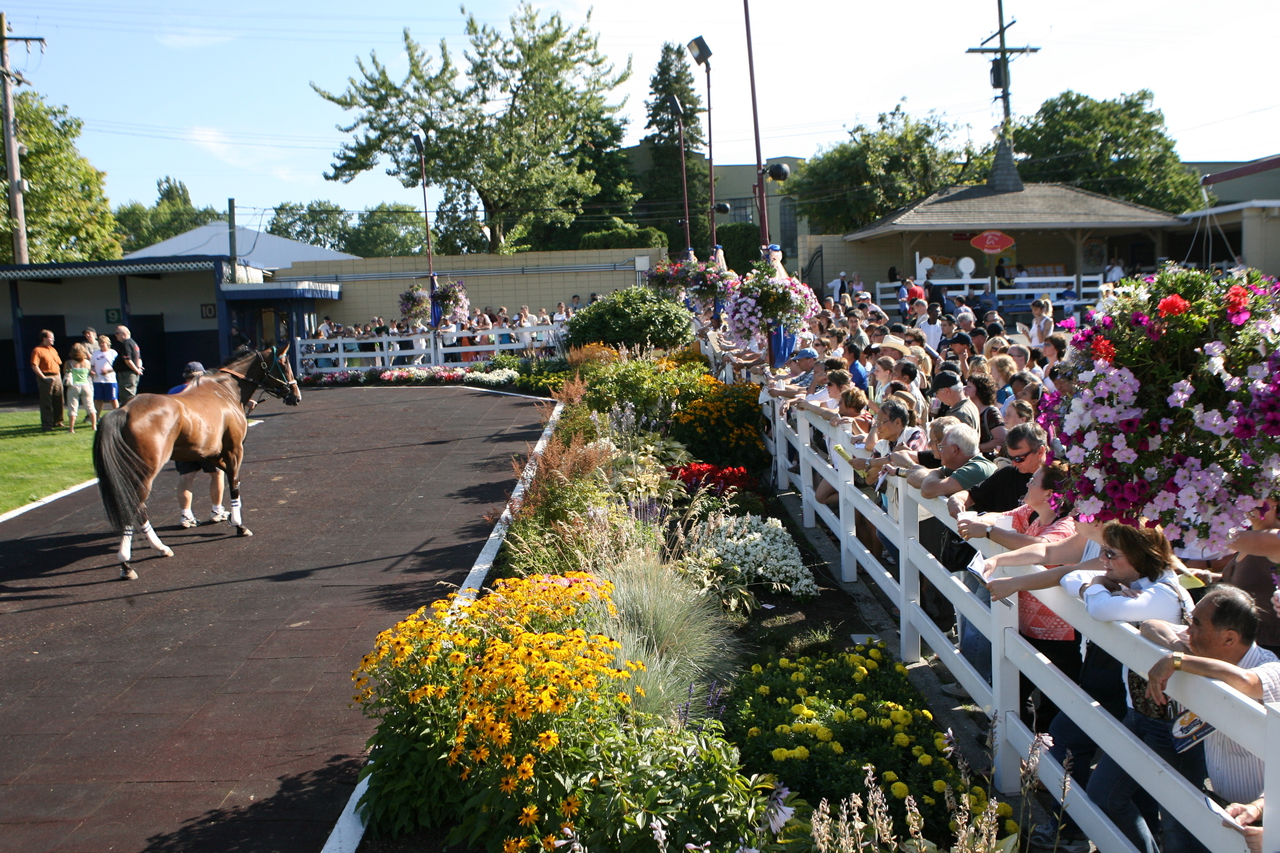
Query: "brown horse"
93 346 301 579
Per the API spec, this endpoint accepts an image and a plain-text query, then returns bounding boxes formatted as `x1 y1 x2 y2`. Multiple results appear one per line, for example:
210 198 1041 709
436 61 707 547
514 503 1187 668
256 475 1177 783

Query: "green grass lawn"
0 410 98 514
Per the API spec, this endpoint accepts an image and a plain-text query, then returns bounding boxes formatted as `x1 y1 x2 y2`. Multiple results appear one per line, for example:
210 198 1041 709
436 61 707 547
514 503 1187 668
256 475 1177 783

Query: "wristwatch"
1172 652 1183 671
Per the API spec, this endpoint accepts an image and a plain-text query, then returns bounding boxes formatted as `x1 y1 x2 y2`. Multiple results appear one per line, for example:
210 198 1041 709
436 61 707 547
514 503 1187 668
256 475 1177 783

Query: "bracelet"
1172 652 1183 671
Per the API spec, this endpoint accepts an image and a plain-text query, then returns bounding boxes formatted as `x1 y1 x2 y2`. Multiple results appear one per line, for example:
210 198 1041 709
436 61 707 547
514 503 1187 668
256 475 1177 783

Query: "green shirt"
943 456 998 490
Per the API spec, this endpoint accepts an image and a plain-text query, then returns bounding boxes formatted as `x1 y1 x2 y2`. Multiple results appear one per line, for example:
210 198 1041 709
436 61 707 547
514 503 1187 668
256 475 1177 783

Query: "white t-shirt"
90 348 117 383
918 319 944 351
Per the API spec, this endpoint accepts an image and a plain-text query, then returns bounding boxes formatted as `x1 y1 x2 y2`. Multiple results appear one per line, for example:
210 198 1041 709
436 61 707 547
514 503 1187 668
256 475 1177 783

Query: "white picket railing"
762 391 1277 853
873 275 1105 322
293 325 566 374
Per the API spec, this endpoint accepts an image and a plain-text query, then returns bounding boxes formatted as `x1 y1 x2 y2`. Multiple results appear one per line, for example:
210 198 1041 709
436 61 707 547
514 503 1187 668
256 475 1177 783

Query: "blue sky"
9 0 1279 225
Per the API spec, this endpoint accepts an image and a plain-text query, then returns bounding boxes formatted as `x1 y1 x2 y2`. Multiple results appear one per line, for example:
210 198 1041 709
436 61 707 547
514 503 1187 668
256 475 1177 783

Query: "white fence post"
990 597 1021 795
899 483 922 664
799 415 815 528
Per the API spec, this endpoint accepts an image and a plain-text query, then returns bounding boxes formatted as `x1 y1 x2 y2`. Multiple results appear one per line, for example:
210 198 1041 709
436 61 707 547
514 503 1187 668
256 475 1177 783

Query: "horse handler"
30 329 64 431
168 362 229 528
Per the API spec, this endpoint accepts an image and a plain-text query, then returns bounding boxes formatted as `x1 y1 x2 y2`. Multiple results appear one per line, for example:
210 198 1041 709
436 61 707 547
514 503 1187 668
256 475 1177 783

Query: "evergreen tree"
635 43 711 255
0 91 121 263
115 177 223 253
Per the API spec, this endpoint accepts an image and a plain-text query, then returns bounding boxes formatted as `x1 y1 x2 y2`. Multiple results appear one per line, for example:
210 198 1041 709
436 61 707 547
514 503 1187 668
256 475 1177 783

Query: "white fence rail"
763 390 1276 853
873 275 1105 320
293 325 566 374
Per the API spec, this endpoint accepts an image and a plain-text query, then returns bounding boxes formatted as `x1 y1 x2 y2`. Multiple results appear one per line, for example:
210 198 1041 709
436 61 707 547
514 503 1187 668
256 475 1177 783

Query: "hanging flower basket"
646 259 735 312
432 279 471 326
721 261 820 348
1046 264 1280 551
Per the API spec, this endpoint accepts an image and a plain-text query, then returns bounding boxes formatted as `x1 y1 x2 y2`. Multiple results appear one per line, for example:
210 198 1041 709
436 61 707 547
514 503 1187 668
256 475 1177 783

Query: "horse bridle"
219 347 301 405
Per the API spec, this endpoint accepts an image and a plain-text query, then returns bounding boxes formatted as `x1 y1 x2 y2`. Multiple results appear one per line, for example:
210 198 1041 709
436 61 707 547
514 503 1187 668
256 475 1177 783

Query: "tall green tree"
114 177 222 253
266 200 349 251
0 91 121 263
1012 90 1204 214
344 202 429 257
313 2 630 254
635 43 710 254
786 105 989 235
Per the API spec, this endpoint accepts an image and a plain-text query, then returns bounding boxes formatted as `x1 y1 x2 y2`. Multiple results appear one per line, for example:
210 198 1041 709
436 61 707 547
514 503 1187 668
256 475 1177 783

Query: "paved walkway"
0 386 545 852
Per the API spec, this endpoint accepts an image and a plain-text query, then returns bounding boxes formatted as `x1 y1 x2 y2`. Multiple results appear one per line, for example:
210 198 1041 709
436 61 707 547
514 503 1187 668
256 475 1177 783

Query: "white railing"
294 325 566 374
873 275 1105 321
762 390 1276 853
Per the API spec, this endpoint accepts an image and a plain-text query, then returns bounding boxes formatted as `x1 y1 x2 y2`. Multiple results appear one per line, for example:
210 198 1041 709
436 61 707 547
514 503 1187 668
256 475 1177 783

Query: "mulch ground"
0 386 546 853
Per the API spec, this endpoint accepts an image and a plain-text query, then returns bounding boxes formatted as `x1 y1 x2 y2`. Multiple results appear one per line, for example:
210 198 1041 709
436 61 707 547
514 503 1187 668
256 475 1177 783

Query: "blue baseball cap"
789 348 818 361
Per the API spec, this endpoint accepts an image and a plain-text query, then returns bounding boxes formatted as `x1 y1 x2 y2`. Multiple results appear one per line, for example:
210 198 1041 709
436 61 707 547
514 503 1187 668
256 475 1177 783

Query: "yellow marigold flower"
879 718 893 730
790 671 805 682
971 785 986 797
775 724 791 734
795 687 808 697
791 704 807 716
923 795 936 806
853 693 866 703
895 664 908 674
831 741 844 755
918 754 933 767
934 780 948 793
868 648 882 661
852 708 867 721
793 746 810 759
500 775 518 794
518 804 539 827
751 664 763 673
833 709 848 722
778 658 791 669
866 659 879 670
748 727 761 737
536 731 560 752
1005 820 1019 835
771 748 790 761
894 733 910 747
559 795 581 817
891 782 909 799
757 685 770 696
997 802 1013 818
853 671 865 683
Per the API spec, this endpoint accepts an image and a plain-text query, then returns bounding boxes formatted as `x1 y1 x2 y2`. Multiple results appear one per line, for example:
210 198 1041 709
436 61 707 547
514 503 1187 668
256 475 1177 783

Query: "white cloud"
154 27 233 49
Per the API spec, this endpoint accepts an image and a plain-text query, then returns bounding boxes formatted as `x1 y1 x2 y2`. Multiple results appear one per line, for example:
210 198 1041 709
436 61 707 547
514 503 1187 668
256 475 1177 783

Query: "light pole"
687 36 717 254
664 94 693 259
411 130 436 277
742 0 769 255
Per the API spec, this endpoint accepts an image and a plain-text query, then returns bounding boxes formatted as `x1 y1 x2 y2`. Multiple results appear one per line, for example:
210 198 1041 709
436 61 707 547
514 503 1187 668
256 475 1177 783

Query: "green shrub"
717 221 764 277
564 287 694 350
578 220 668 250
582 359 713 420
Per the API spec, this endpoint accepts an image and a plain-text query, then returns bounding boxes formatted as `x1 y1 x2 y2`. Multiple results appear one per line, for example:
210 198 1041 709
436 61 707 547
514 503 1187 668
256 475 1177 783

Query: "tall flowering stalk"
722 261 820 349
1049 265 1280 551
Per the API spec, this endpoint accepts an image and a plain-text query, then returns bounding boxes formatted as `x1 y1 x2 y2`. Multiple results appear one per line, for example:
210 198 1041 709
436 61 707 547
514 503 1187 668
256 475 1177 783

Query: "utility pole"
965 0 1038 138
1 13 46 265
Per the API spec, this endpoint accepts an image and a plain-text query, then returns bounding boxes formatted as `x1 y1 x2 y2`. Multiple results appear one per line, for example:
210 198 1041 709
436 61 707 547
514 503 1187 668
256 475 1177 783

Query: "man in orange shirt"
30 329 64 431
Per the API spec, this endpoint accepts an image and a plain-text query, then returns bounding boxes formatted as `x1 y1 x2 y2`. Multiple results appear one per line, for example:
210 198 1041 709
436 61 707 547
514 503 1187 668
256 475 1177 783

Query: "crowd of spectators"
752 290 1275 853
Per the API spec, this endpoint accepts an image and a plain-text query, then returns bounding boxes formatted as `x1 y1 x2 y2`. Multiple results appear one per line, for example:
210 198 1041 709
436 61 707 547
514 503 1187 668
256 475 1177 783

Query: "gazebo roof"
843 139 1184 242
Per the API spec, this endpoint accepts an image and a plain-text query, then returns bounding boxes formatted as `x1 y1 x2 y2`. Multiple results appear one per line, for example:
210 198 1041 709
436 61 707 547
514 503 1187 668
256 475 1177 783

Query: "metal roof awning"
0 256 223 280
221 281 341 301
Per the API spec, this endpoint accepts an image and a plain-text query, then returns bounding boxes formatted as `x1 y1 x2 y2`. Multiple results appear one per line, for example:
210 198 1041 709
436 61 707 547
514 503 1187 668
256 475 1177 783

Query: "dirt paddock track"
0 386 544 852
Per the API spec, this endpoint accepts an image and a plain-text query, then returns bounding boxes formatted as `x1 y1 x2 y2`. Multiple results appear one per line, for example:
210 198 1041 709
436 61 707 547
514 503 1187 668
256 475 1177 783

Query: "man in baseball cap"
932 370 979 431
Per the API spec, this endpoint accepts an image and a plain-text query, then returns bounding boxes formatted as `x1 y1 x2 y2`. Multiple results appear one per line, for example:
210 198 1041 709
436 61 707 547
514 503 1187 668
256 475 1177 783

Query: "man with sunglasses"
946 422 1048 518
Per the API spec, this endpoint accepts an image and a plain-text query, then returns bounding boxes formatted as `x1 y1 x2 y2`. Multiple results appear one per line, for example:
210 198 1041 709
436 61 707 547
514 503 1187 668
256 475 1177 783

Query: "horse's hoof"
159 547 174 557
119 565 138 581
237 526 253 537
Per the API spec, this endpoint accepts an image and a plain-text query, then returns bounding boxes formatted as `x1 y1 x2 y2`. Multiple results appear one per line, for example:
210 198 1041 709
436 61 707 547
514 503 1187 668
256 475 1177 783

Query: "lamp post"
664 94 693 259
687 36 717 254
742 0 770 255
411 130 436 277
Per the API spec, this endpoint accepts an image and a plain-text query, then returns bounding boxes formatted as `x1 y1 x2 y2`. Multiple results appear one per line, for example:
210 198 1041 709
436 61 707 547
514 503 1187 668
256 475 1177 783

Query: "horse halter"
220 347 301 405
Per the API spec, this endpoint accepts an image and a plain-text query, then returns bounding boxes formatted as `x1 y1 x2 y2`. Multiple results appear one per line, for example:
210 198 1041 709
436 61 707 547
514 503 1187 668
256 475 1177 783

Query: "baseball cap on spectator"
789 348 819 361
932 371 962 393
987 322 1005 338
947 332 973 348
183 362 205 377
856 291 872 301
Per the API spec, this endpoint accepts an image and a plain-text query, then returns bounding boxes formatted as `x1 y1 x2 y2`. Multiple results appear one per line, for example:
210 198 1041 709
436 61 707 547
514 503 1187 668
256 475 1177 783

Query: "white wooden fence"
873 275 1105 321
293 325 566 374
764 392 1278 853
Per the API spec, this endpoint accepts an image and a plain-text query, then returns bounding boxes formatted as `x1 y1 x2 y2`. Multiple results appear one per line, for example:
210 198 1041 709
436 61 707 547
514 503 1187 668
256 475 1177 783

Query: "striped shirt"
1206 644 1280 804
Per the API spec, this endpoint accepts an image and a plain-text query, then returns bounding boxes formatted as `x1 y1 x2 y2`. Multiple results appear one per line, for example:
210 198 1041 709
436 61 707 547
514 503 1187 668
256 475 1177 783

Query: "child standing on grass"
63 343 96 433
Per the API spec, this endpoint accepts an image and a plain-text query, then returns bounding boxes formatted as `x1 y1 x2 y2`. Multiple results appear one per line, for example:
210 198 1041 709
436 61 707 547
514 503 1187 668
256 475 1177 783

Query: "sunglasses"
1100 548 1121 561
1006 449 1036 464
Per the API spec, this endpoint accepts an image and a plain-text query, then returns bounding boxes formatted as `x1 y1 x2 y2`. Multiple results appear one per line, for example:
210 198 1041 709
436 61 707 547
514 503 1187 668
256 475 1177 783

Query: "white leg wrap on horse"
142 521 174 557
230 497 243 528
118 526 134 562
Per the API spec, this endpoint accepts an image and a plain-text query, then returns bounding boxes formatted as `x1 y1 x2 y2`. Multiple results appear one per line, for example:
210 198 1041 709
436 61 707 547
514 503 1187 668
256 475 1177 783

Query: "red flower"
1226 285 1250 313
1090 337 1116 363
1157 294 1191 317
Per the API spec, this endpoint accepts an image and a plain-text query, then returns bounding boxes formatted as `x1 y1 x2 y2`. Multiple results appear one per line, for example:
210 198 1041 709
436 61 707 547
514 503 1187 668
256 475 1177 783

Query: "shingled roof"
843 140 1184 241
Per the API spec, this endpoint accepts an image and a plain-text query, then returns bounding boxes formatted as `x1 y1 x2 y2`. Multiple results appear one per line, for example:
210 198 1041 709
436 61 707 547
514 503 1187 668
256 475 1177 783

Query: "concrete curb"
0 478 99 525
319 400 565 853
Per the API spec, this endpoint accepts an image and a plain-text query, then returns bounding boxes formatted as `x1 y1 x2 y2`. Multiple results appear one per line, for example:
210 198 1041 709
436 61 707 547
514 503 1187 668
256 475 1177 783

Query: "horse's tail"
93 411 149 532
